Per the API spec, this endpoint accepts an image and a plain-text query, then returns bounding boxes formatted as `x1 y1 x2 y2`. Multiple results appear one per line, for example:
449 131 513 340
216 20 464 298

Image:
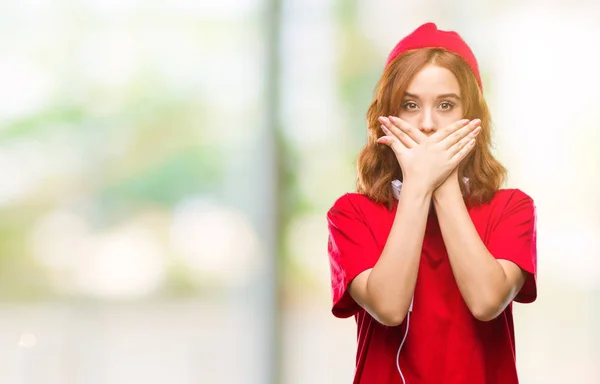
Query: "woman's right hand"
377 116 481 193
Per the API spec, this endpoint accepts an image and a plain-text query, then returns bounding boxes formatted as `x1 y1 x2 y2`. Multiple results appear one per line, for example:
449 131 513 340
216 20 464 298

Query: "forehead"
405 64 461 96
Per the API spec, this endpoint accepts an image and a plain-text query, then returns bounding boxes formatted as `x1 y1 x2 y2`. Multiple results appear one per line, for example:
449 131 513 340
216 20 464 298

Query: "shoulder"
327 193 389 219
492 188 534 204
490 188 536 212
478 188 536 224
329 193 372 212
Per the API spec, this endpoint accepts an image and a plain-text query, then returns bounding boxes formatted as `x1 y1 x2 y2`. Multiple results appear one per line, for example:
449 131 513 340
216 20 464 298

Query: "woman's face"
398 64 464 136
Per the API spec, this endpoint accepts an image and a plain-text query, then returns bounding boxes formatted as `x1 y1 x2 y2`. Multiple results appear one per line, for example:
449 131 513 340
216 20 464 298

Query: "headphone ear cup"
391 179 403 200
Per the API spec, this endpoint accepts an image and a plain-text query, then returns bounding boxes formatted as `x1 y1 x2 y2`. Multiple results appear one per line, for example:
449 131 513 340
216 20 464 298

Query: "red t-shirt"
327 189 537 384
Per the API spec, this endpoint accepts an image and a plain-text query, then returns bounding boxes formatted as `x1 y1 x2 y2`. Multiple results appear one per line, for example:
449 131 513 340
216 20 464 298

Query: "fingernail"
472 119 481 125
378 116 387 123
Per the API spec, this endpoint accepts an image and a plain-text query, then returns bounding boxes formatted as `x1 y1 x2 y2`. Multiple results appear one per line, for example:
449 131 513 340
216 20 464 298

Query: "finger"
377 130 407 153
379 117 417 148
449 126 481 156
379 116 425 148
378 117 417 148
431 118 470 142
388 116 427 144
441 119 482 149
376 136 404 152
450 135 477 164
377 128 407 151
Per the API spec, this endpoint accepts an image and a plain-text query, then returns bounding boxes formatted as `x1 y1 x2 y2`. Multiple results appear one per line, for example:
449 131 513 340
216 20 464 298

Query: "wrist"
433 178 462 204
398 181 434 201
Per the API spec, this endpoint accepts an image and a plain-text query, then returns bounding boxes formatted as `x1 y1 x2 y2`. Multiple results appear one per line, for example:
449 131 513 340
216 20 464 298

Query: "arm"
348 115 479 326
348 183 431 326
432 178 528 321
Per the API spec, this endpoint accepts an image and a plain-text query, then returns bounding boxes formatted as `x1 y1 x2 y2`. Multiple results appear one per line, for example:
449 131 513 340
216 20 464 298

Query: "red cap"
385 22 482 89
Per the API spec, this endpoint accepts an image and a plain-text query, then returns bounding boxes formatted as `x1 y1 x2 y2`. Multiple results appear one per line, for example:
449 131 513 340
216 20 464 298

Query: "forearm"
366 183 431 324
433 184 513 320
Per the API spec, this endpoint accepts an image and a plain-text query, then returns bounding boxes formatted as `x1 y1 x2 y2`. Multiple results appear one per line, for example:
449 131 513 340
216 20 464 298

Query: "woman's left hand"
435 168 461 196
380 116 473 194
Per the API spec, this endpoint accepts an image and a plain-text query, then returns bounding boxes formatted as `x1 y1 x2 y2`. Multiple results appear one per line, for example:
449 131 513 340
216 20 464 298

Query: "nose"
419 110 436 134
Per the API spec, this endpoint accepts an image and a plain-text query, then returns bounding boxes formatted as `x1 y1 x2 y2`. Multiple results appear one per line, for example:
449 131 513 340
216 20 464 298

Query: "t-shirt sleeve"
487 190 537 303
327 194 381 318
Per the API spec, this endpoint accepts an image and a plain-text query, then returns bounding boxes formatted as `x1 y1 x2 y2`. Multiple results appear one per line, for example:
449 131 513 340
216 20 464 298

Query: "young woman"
326 23 537 384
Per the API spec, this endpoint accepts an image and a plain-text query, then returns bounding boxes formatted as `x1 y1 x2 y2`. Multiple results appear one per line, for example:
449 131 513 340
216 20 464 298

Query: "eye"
438 101 454 111
402 101 419 111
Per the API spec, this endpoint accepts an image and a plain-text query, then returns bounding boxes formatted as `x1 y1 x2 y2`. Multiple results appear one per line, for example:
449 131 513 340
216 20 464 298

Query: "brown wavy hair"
356 48 506 209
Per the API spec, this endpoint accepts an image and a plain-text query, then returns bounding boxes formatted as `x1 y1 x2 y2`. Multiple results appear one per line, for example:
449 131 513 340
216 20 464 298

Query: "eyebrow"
404 92 461 100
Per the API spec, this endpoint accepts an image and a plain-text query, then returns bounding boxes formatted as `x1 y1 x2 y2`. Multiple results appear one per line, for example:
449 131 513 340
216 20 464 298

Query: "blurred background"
0 0 598 383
